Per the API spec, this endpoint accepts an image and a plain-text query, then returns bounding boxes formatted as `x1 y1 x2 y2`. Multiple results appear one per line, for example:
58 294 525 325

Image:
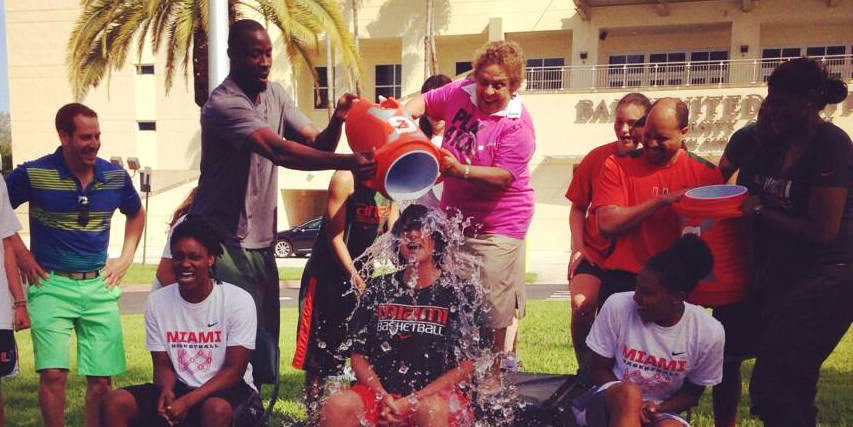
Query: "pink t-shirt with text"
423 79 536 239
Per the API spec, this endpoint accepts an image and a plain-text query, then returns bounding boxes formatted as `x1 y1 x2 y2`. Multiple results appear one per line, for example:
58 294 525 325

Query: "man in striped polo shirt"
6 103 145 427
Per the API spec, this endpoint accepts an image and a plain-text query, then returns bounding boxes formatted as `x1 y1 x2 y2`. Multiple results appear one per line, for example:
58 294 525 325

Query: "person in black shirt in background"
292 170 397 419
716 57 852 427
320 205 484 427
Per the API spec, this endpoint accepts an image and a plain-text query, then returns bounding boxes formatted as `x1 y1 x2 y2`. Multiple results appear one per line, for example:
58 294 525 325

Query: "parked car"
274 217 323 258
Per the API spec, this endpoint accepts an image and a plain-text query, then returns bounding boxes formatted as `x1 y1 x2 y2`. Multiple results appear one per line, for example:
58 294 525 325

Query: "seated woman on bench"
100 216 262 427
573 235 724 427
320 204 484 427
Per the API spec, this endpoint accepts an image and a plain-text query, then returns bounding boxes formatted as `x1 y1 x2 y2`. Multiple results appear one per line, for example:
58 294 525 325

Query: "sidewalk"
123 250 570 292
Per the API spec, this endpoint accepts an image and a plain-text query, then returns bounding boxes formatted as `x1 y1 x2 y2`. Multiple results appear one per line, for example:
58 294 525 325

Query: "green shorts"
27 273 125 376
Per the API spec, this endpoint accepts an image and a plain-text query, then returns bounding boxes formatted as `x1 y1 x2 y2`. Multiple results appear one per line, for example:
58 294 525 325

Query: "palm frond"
286 0 363 85
68 0 362 101
67 0 148 100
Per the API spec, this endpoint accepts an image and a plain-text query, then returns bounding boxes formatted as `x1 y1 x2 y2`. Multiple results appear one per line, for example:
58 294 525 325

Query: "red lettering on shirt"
621 346 688 373
166 330 223 343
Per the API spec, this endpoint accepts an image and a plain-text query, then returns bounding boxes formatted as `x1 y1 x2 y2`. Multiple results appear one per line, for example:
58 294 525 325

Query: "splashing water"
314 206 520 425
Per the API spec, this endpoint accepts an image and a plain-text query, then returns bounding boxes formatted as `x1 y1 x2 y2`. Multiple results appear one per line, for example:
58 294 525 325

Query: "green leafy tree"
67 0 363 107
0 112 12 173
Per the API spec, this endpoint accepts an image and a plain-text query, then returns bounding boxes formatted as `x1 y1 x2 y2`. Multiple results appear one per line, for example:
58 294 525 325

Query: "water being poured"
316 205 519 425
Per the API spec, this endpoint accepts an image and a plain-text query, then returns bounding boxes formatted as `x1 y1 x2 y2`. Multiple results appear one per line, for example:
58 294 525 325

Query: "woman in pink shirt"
406 40 536 378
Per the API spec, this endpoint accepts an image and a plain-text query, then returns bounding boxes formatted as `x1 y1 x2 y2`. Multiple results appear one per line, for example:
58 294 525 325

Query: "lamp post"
139 167 152 264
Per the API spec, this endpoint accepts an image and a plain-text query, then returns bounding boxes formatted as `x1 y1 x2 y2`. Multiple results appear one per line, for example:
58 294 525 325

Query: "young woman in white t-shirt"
101 215 261 427
573 235 725 427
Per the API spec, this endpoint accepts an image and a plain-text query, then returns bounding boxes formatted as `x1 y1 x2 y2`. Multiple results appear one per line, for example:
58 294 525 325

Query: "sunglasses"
77 195 89 226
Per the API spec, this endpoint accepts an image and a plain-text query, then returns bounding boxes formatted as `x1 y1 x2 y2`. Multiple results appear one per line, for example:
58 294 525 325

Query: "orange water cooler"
344 97 444 201
674 184 753 307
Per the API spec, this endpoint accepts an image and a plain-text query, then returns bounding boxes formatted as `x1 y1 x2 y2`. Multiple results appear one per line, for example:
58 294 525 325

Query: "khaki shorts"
465 234 526 329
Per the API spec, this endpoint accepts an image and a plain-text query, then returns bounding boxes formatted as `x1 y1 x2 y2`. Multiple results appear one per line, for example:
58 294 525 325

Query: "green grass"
5 301 851 425
128 263 536 284
124 263 305 284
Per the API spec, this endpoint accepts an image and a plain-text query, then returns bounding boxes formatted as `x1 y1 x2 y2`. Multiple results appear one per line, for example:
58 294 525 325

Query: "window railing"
523 54 853 91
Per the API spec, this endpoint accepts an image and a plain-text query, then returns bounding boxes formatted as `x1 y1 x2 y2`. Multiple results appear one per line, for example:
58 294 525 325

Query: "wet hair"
645 235 713 295
768 57 848 110
55 103 97 136
227 19 266 52
391 204 447 266
169 215 224 259
419 74 453 136
616 92 651 114
650 97 690 129
472 41 526 92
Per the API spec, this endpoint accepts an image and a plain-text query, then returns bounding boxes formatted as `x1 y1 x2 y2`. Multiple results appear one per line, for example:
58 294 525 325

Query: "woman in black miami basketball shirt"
292 170 397 417
719 58 852 427
320 204 485 427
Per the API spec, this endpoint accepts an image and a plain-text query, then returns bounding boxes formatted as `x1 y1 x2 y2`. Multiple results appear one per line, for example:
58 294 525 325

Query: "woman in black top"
320 204 485 427
719 58 852 427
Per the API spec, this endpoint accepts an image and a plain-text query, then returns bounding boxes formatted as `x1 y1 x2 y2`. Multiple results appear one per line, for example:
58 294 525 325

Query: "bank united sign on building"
572 92 853 152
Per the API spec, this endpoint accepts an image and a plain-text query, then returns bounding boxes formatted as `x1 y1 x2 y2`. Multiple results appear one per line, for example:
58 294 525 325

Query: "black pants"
597 269 637 310
123 380 260 427
750 263 853 427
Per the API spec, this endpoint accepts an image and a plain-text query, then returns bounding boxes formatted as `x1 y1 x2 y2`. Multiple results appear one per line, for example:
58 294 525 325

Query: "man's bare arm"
596 190 684 236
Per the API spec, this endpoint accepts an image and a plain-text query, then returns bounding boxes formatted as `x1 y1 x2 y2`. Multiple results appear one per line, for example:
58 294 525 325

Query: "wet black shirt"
724 122 853 273
349 272 482 396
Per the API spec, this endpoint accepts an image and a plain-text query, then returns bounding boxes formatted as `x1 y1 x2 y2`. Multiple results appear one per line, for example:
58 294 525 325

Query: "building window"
806 45 846 79
375 64 402 102
805 45 845 57
526 58 565 90
137 121 156 131
648 52 686 86
761 47 803 81
314 66 331 109
455 61 473 76
689 50 729 84
607 54 644 88
136 64 155 75
762 47 803 59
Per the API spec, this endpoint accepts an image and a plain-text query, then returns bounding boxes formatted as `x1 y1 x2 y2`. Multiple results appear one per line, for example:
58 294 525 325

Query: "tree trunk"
192 27 209 107
424 0 438 78
326 36 334 119
352 0 361 96
192 2 238 108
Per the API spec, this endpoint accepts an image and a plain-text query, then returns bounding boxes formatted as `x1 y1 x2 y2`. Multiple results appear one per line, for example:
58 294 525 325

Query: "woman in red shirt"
565 93 650 377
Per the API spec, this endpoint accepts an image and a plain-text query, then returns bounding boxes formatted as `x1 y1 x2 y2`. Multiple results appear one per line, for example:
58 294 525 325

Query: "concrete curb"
121 280 302 293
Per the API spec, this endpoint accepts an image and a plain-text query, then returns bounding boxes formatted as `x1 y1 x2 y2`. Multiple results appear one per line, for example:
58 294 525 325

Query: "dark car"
274 217 323 258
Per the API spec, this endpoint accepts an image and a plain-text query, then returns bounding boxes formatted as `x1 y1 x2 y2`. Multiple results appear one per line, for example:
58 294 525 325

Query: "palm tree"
424 0 438 79
67 0 364 107
350 0 361 96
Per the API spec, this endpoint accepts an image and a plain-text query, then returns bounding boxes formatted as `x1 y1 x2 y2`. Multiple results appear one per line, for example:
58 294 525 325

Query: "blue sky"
0 0 8 113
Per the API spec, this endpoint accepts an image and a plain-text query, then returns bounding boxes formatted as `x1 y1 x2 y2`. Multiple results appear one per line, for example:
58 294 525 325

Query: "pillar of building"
569 20 600 89
729 13 761 84
401 24 427 97
489 17 504 41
